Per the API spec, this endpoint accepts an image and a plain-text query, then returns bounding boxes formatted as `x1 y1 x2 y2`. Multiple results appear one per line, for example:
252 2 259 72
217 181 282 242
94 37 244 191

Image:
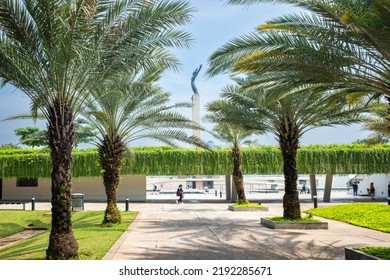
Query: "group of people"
353 181 390 200
300 184 310 194
175 181 390 204
352 181 376 199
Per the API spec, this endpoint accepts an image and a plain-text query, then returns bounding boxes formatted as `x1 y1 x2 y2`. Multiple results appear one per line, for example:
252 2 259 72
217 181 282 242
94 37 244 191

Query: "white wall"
347 174 390 198
244 174 390 198
2 175 146 202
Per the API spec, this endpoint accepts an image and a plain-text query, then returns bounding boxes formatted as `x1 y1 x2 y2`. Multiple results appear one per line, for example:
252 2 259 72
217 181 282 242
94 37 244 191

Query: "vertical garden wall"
1 144 390 178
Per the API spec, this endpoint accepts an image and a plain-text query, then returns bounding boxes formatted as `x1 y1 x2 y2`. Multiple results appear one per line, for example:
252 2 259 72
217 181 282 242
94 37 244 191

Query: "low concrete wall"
2 178 50 201
260 218 328 229
228 205 269 211
1 175 146 202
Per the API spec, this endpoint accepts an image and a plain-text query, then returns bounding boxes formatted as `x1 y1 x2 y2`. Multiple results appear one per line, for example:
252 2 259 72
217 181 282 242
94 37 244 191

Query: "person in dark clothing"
153 184 158 194
388 182 390 197
176 184 184 204
352 182 358 196
369 182 375 200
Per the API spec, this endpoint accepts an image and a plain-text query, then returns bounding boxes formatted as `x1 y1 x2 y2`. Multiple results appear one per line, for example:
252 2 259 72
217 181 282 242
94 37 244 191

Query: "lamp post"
125 197 129 211
31 197 35 211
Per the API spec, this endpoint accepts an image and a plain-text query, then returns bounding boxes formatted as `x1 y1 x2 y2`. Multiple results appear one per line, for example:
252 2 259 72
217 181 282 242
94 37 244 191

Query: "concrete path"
2 196 389 260
102 202 390 260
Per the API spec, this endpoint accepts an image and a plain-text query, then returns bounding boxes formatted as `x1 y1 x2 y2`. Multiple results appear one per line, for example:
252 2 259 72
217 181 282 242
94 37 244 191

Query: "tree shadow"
115 214 344 260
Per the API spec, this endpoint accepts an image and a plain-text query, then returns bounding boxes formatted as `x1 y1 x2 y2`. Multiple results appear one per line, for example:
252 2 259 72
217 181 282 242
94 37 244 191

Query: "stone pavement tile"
110 241 157 260
115 239 252 260
121 226 218 242
207 226 272 243
220 241 343 260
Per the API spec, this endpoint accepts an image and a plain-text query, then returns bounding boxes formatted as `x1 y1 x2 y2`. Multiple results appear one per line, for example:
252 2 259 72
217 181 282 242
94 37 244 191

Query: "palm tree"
84 67 207 225
0 0 193 259
357 99 390 143
207 79 368 218
203 117 257 203
215 0 390 99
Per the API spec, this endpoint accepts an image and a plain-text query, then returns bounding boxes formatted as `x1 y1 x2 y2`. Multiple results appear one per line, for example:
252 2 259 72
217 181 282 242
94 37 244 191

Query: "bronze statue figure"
191 64 202 94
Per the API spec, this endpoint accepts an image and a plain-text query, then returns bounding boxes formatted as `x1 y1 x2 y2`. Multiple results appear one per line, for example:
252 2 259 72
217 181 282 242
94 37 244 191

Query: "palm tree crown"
213 0 390 98
0 0 194 259
207 77 369 218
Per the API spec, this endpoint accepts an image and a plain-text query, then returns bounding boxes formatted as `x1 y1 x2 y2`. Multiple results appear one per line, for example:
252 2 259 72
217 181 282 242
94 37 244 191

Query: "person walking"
352 182 358 196
176 184 184 204
369 182 375 200
153 185 158 195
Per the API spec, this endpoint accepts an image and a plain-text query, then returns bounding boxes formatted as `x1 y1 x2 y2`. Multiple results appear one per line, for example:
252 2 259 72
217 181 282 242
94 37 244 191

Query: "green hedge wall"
1 144 390 178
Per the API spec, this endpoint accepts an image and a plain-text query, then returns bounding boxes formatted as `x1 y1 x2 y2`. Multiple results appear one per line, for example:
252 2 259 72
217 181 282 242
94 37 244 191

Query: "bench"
0 200 29 210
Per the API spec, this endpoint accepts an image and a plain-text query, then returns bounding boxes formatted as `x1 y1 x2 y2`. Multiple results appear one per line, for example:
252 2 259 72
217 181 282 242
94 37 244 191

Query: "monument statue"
191 64 202 94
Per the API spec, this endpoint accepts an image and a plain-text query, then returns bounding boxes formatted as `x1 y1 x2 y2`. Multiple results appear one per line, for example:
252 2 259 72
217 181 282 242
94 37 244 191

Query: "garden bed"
228 204 268 211
228 202 268 211
344 248 382 260
260 217 328 229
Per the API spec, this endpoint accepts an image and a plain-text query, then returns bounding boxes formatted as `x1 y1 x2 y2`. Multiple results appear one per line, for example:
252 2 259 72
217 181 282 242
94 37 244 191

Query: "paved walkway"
102 201 390 260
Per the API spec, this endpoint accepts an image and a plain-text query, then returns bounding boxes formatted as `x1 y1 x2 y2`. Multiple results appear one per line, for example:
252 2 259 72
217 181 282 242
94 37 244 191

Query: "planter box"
228 205 269 211
260 217 328 229
345 248 382 260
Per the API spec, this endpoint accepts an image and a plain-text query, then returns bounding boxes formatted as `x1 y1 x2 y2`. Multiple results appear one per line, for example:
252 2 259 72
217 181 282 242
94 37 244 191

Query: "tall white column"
192 93 200 139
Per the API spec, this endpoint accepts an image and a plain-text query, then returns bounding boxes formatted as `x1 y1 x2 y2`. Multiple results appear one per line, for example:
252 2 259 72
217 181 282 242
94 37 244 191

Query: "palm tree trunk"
279 117 301 219
385 96 390 129
46 99 79 260
232 146 247 203
99 133 126 225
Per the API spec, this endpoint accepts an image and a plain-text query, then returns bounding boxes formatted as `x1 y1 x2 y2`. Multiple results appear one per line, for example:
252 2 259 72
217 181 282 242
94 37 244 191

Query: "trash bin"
72 193 84 211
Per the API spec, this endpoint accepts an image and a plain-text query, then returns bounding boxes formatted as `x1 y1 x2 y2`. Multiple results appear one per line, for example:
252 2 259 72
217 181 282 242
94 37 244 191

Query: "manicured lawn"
305 202 390 260
0 210 52 238
304 202 390 233
231 202 265 208
0 210 137 260
358 247 390 260
268 216 321 223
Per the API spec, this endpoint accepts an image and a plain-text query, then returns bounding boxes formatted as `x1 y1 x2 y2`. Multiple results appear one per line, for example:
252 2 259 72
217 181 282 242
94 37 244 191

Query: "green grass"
357 247 390 260
305 202 390 260
304 202 390 233
268 216 321 223
0 210 52 238
0 210 137 260
231 202 265 208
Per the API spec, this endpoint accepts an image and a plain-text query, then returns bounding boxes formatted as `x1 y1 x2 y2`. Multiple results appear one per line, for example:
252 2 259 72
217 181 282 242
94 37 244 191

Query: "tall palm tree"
84 67 206 225
215 0 390 99
0 0 193 259
207 79 368 218
203 118 257 203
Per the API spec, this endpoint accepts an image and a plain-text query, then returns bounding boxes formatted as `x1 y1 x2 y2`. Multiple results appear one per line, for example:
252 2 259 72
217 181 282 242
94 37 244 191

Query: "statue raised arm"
191 64 202 94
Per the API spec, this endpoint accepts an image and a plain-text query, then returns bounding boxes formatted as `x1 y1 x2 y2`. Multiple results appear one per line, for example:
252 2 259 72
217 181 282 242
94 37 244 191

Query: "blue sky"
158 0 371 146
0 0 370 147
